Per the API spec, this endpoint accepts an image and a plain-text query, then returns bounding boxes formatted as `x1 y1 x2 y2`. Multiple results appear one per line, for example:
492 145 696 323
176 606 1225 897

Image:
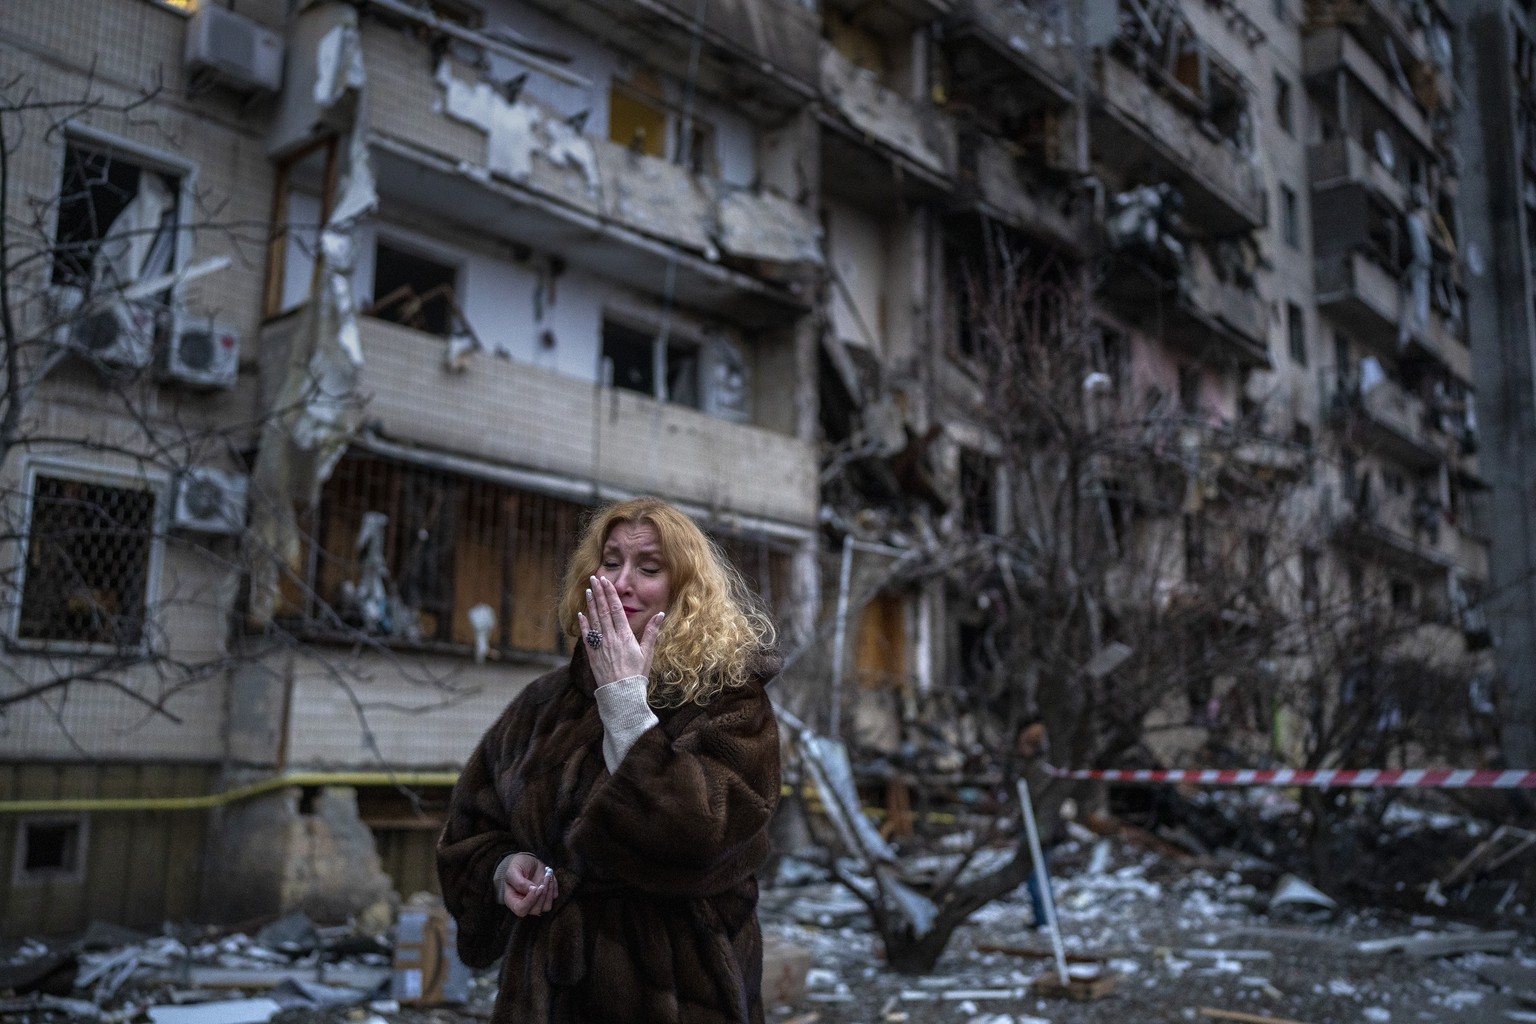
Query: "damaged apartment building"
0 0 1497 936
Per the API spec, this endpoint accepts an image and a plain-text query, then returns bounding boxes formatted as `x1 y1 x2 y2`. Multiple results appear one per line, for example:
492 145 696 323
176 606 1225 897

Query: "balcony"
1090 55 1265 234
1308 137 1407 213
1102 242 1269 368
512 0 819 114
1315 250 1459 360
951 129 1087 254
945 0 1077 108
1303 28 1433 151
1331 486 1458 577
1326 377 1456 470
349 318 819 528
819 43 957 200
363 31 819 329
1303 0 1454 116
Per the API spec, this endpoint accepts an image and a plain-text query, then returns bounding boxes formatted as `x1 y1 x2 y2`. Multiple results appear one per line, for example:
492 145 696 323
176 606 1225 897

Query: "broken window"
52 141 181 299
1274 73 1294 135
16 473 158 648
296 453 788 655
1287 301 1308 366
1280 184 1300 248
1177 364 1201 415
369 240 459 337
305 455 585 654
607 70 717 174
1390 578 1415 611
13 817 87 886
856 592 908 691
1301 548 1320 612
958 449 999 535
601 318 704 409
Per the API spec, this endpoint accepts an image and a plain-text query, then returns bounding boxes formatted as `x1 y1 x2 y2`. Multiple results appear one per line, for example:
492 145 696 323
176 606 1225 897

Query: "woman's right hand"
502 852 559 916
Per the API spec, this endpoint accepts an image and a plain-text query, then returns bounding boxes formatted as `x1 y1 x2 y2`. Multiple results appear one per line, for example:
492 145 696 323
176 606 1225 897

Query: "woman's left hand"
578 575 663 687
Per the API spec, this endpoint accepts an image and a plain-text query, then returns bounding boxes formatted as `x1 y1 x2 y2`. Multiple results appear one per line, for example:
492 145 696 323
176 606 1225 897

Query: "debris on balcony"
249 5 376 626
435 59 820 275
818 45 952 179
1107 183 1189 278
436 62 601 193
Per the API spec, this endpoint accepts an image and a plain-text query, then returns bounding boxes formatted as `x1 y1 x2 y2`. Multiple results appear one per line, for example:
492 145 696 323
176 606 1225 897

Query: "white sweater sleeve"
593 674 660 772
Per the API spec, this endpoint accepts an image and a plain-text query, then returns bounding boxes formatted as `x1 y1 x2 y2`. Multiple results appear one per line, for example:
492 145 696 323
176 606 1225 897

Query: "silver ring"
585 630 603 649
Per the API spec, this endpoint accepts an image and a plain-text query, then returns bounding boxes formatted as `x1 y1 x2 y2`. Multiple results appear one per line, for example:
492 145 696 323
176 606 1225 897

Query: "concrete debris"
1267 874 1338 922
1355 929 1519 957
146 998 282 1024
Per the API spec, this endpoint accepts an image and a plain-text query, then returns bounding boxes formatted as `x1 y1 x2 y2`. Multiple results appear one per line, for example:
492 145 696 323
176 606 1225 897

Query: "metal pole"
1018 778 1069 987
829 534 854 739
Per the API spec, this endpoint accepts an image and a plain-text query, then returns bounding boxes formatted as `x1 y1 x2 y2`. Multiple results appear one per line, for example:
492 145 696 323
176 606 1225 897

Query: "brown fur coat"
437 647 781 1023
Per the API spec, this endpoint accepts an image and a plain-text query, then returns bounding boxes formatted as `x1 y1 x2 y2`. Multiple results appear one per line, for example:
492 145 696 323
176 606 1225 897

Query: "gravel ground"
757 832 1536 1024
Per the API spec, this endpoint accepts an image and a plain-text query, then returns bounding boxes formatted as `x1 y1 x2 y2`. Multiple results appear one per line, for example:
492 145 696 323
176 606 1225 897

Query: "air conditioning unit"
172 466 249 535
50 289 157 369
162 317 240 388
185 5 284 94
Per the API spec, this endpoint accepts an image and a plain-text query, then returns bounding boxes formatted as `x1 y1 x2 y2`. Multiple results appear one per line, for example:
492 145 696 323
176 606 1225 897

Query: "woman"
437 496 782 1024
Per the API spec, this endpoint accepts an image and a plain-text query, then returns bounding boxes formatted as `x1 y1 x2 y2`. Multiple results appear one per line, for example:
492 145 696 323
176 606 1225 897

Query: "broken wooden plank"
1031 968 1119 1001
1355 930 1518 958
1199 1009 1316 1024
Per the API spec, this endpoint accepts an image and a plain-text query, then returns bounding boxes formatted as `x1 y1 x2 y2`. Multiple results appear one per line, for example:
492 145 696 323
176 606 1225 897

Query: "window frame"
11 814 90 888
50 126 196 306
600 313 710 410
7 459 168 656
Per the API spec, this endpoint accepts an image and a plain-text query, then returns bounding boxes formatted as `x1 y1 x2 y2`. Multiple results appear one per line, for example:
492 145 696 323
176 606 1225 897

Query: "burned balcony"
1303 27 1434 152
1308 137 1408 214
511 0 819 115
950 128 1087 254
1331 476 1462 578
1315 249 1461 361
1326 376 1458 471
1088 53 1265 236
337 317 818 529
1303 0 1455 119
819 42 958 201
1311 185 1464 361
1101 200 1268 369
361 30 820 330
944 0 1077 109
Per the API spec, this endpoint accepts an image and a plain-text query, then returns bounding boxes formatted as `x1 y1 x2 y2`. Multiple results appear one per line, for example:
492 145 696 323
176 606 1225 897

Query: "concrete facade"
0 0 1506 933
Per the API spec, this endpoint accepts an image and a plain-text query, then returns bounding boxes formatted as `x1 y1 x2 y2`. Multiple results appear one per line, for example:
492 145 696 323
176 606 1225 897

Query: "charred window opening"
608 71 717 175
305 455 585 655
1390 578 1415 611
1177 365 1201 415
1287 301 1308 366
370 241 458 337
14 817 87 885
601 319 703 409
1274 73 1294 134
18 474 157 648
294 455 787 656
1183 513 1206 577
958 449 999 535
1280 184 1300 248
1301 548 1320 612
52 143 181 298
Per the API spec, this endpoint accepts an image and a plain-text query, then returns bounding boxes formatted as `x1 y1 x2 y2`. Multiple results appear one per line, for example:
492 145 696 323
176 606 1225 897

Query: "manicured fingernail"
585 588 592 598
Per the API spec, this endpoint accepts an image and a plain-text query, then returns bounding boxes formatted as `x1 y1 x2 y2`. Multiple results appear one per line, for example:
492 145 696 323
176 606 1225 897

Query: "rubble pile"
0 904 487 1024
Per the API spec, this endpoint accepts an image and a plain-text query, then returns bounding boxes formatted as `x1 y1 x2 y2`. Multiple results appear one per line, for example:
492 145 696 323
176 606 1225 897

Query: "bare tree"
0 74 462 759
797 237 1494 970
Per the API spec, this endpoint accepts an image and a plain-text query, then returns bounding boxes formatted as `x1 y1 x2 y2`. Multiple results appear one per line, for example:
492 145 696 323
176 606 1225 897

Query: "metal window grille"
17 475 157 646
311 456 586 656
308 454 791 655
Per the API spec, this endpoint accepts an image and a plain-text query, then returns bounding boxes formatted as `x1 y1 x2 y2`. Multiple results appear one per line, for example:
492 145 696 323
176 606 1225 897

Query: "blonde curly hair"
558 497 775 707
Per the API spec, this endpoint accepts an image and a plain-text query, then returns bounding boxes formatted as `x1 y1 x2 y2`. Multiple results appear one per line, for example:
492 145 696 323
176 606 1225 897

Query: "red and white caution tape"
1048 767 1536 789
